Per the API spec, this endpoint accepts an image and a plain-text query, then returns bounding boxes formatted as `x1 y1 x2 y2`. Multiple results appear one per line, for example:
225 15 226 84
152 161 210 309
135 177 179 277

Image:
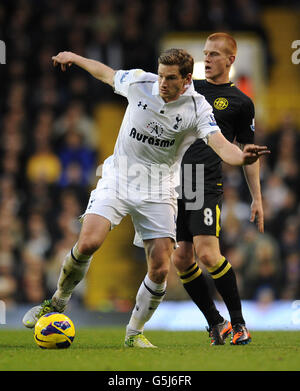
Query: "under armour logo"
138 101 147 110
173 114 182 129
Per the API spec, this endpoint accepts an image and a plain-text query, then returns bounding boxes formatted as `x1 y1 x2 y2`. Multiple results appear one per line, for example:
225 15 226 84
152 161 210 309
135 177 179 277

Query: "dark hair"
158 48 194 78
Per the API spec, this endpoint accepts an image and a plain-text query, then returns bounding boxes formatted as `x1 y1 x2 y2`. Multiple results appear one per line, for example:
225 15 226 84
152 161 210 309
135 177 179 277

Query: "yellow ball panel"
34 312 75 349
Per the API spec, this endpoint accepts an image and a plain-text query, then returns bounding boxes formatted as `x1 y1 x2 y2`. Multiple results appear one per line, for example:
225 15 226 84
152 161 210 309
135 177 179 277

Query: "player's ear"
185 72 192 83
227 55 235 67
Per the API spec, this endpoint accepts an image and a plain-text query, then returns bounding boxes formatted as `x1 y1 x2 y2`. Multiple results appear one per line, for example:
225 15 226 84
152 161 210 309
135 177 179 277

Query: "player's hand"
250 199 264 233
52 51 75 71
242 144 270 165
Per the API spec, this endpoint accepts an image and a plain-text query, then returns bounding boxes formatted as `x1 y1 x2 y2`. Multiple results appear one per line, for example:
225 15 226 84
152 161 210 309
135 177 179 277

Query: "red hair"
207 32 237 56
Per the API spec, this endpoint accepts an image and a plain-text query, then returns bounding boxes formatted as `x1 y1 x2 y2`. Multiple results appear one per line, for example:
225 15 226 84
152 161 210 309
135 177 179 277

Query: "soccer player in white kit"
23 49 269 347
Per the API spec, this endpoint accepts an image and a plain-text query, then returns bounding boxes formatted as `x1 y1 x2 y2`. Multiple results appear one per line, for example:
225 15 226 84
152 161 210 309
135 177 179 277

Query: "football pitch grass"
0 328 300 371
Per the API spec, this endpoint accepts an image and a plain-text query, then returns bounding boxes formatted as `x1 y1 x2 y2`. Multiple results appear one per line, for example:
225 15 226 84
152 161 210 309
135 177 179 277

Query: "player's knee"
197 249 220 267
148 256 170 283
148 266 169 284
77 237 100 255
194 237 221 267
145 239 173 283
172 248 194 273
77 214 110 256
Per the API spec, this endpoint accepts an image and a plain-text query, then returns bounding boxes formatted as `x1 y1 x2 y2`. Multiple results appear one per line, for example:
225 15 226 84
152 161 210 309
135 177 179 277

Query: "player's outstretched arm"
52 51 116 87
207 131 270 166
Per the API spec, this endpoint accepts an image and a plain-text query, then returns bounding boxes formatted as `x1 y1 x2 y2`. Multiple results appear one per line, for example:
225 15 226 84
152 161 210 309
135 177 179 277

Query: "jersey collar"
204 79 233 88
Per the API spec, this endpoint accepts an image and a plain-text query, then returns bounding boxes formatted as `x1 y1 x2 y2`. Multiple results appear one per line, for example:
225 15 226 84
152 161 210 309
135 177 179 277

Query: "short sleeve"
194 97 221 143
114 69 145 98
235 98 255 144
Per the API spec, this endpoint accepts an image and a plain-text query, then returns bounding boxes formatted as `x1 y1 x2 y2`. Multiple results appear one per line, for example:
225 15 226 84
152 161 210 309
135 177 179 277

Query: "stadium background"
0 0 299 330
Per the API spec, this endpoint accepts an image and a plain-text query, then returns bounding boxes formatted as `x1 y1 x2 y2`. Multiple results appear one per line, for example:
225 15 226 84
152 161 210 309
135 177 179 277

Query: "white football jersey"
97 69 220 201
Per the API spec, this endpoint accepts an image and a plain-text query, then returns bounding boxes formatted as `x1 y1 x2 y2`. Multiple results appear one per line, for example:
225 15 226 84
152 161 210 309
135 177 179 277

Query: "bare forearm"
208 131 244 165
72 54 115 85
52 51 116 86
208 131 269 166
243 160 262 201
243 155 264 233
237 142 262 200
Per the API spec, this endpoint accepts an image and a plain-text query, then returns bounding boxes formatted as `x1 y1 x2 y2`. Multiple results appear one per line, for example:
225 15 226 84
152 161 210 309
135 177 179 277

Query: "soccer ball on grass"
34 312 75 349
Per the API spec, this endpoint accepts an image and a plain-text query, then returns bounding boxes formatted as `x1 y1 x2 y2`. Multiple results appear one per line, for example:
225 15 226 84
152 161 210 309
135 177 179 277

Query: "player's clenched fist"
52 51 75 71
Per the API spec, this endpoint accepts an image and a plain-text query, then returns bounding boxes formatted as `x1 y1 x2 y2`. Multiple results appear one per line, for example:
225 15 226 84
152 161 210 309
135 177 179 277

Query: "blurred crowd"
0 0 299 309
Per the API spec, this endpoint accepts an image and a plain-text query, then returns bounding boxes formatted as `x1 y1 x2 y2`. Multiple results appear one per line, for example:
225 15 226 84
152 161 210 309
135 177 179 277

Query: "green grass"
0 328 300 371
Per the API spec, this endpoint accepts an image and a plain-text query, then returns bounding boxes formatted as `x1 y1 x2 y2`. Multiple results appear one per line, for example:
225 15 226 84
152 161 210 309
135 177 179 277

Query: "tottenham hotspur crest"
173 114 182 130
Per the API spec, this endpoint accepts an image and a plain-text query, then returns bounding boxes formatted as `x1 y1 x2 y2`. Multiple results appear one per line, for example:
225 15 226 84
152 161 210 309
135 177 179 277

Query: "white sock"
126 274 166 336
52 243 92 309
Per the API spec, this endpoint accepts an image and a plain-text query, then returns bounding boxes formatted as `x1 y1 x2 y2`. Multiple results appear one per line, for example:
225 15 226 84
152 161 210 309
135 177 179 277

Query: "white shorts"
82 189 177 248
